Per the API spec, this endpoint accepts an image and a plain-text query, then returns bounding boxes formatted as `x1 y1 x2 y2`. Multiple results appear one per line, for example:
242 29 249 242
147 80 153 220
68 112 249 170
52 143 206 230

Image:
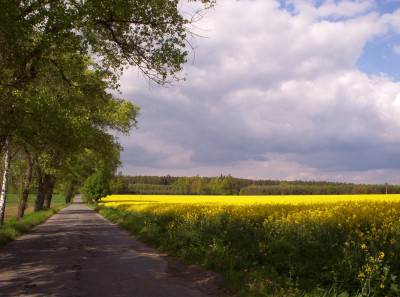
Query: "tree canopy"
82 171 111 204
0 0 215 223
1 0 215 87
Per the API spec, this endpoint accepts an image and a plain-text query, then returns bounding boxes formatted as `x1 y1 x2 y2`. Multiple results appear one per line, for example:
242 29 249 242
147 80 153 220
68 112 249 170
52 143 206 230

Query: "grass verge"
0 205 67 247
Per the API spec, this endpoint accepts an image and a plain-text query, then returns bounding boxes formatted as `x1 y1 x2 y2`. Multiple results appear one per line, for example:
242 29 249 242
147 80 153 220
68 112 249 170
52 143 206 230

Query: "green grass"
0 206 65 247
4 193 65 219
0 193 69 247
6 193 65 203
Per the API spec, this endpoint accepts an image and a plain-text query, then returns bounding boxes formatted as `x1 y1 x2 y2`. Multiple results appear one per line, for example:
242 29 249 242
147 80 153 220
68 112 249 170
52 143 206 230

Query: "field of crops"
5 194 64 219
98 194 400 296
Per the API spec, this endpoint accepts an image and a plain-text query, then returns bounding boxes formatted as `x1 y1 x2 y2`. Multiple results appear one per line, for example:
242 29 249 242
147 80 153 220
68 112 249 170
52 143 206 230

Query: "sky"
115 0 400 184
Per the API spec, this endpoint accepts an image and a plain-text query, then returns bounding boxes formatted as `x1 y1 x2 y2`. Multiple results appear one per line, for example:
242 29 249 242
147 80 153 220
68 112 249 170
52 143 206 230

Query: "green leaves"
82 171 111 202
1 0 214 213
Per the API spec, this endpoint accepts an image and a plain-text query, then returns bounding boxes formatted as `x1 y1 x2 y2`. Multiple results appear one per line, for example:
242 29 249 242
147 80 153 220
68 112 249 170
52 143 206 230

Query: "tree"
17 147 35 220
32 53 139 210
110 177 124 194
0 53 140 221
56 134 123 205
82 171 111 204
0 0 214 221
219 178 232 195
1 0 215 110
0 136 12 225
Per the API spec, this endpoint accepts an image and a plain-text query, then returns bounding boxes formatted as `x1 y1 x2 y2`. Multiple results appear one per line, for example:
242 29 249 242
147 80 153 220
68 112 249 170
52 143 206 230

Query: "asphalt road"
0 196 232 297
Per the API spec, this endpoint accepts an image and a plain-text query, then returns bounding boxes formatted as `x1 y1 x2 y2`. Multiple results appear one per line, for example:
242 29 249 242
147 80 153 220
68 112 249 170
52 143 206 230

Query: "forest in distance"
109 174 400 196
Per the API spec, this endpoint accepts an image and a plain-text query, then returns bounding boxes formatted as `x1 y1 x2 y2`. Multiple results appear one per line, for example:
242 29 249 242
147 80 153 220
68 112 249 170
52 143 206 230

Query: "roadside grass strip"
0 195 68 247
0 208 62 246
96 194 400 297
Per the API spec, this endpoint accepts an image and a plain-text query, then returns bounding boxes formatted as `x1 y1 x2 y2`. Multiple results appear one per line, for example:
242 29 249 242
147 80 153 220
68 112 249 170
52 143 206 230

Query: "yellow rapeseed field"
98 194 400 296
101 193 400 206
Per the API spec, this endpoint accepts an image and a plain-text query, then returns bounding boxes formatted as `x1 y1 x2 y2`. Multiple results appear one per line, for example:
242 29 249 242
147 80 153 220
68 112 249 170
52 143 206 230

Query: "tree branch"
50 59 72 86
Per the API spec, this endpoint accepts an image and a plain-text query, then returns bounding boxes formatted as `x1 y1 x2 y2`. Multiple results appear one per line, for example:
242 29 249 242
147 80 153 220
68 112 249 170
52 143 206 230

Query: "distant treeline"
109 174 400 195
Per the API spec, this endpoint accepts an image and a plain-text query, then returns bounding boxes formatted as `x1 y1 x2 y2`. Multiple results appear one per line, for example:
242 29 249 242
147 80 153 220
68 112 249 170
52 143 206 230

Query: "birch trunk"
0 139 12 225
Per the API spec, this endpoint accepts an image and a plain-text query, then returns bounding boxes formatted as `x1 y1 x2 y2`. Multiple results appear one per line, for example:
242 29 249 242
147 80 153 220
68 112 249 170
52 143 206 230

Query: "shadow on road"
0 197 234 297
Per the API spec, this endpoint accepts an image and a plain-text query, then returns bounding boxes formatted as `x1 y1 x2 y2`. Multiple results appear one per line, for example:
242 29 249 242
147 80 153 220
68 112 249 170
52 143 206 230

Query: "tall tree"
4 53 139 219
16 147 35 220
1 0 215 112
0 136 12 225
0 0 214 221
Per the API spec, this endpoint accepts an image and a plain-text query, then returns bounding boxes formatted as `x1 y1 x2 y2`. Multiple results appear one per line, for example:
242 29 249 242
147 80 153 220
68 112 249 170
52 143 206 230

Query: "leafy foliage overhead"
1 0 215 87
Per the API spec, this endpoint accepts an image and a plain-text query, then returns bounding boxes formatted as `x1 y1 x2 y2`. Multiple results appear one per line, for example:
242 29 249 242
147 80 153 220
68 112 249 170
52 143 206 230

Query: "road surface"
0 196 232 297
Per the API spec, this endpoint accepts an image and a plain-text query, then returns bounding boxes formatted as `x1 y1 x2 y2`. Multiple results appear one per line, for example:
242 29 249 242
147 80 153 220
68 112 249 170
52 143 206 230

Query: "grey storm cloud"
116 0 400 183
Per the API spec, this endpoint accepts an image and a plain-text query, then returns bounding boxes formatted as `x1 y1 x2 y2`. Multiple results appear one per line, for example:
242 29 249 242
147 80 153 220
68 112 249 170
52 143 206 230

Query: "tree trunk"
17 150 34 220
0 134 8 156
44 175 56 208
0 138 12 225
34 172 46 212
35 173 55 211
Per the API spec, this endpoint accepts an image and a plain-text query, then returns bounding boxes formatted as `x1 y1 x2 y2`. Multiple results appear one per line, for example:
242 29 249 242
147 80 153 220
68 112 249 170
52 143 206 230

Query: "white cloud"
393 44 400 55
393 93 400 106
315 0 376 19
384 8 400 33
118 0 400 184
286 0 376 20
